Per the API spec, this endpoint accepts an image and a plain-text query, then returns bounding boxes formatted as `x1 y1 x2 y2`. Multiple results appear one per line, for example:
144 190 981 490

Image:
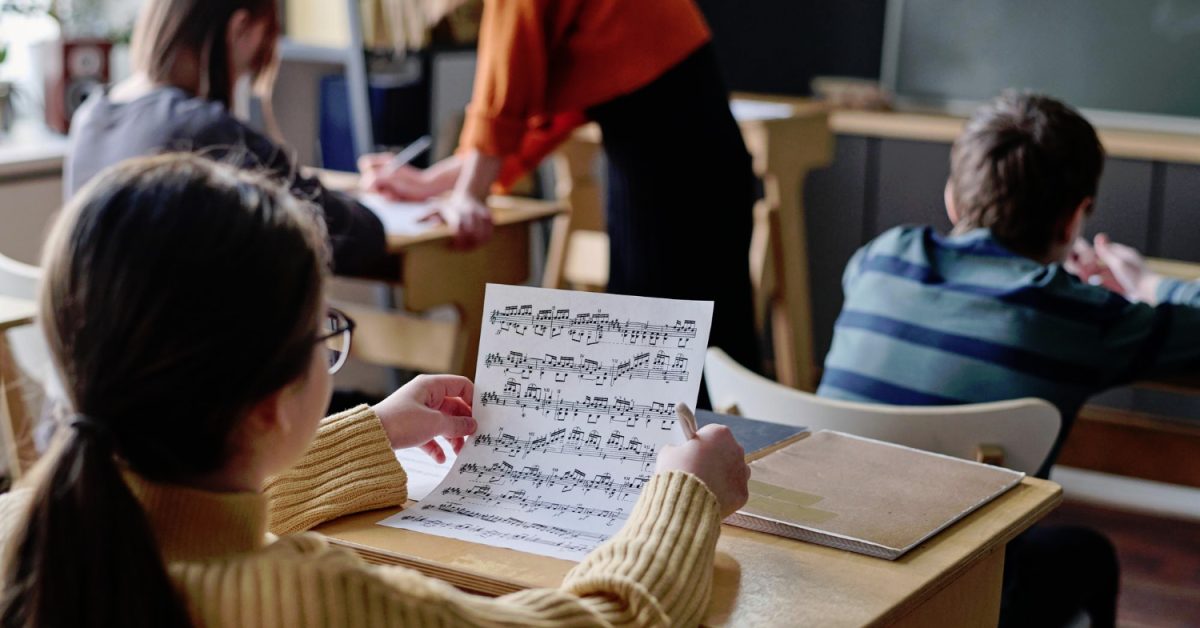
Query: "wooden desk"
730 95 1200 166
0 295 37 481
316 466 1060 626
377 196 563 379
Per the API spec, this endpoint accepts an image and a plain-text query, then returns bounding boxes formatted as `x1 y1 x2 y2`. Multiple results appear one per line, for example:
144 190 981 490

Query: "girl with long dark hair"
0 153 749 628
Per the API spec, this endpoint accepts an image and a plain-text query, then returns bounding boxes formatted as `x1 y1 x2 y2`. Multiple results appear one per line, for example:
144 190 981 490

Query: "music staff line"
458 460 650 501
490 304 698 348
396 515 595 555
474 426 659 470
482 381 679 430
420 503 609 542
484 349 689 387
441 485 627 524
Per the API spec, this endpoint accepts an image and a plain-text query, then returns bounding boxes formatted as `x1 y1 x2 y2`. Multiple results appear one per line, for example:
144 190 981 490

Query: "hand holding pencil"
656 403 750 517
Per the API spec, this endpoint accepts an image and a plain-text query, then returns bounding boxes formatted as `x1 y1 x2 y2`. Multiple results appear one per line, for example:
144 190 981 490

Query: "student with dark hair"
0 153 749 628
819 92 1200 627
64 0 389 277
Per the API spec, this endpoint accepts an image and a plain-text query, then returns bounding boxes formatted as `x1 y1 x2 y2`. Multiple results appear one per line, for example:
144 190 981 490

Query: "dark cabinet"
1161 163 1200 262
873 139 952 235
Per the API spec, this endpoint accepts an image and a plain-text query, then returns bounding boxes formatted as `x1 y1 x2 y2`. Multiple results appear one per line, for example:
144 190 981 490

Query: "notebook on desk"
726 430 1024 560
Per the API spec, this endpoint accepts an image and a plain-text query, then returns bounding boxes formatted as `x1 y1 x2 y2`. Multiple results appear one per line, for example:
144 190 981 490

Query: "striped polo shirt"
817 226 1200 474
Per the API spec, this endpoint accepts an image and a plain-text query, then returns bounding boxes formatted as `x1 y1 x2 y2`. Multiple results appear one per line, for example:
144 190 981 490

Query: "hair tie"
70 414 114 447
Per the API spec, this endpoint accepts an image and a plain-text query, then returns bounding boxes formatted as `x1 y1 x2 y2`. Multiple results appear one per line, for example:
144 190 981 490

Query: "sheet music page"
379 284 714 560
394 439 456 501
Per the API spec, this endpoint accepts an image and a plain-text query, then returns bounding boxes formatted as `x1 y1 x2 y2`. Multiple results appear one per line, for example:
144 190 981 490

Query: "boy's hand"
1066 238 1124 294
1093 233 1163 304
373 374 478 463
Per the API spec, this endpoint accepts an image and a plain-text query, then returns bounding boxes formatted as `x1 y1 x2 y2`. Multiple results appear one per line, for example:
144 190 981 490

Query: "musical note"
490 305 698 348
474 426 659 470
483 350 689 386
457 461 650 500
440 485 627 524
394 515 597 555
481 381 678 430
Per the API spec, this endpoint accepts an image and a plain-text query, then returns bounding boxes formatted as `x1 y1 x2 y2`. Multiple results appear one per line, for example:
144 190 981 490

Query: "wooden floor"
1043 500 1200 627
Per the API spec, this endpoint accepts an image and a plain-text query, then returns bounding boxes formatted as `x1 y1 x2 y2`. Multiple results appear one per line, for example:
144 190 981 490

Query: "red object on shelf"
42 38 112 134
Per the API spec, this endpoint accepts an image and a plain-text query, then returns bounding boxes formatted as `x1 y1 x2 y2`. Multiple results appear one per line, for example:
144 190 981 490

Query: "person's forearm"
1155 276 1200 307
423 155 464 193
453 150 504 200
263 405 408 534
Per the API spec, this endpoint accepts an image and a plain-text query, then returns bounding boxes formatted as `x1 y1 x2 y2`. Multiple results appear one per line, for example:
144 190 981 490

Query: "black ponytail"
1 425 192 627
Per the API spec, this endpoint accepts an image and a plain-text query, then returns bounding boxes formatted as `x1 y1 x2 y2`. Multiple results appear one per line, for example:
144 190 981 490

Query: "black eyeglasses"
317 307 356 374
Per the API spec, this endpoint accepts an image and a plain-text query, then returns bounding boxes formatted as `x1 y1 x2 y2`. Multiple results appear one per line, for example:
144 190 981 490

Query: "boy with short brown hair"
819 92 1200 628
819 92 1200 475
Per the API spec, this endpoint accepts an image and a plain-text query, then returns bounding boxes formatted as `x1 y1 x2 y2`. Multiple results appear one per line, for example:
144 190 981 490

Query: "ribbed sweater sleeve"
263 405 407 534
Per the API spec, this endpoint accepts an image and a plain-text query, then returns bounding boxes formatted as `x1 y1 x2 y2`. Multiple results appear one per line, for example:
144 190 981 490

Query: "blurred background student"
363 0 762 375
63 0 390 278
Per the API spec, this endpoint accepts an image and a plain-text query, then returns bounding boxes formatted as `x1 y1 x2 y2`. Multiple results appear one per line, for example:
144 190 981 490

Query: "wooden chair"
704 347 1061 475
0 253 50 480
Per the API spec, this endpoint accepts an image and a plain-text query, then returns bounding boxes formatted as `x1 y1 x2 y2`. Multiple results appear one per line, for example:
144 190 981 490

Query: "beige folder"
726 430 1025 560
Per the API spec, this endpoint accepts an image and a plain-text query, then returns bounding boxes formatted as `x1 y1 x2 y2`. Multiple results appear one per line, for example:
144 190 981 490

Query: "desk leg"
889 547 1005 627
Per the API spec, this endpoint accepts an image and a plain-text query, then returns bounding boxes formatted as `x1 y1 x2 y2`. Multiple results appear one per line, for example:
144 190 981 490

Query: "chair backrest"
704 347 1061 475
0 253 51 385
0 252 55 478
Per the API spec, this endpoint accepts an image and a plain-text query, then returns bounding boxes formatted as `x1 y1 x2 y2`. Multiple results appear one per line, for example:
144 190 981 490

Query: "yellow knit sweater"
0 405 722 627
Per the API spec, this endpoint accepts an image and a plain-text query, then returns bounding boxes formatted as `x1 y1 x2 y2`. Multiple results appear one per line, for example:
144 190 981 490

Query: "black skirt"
587 44 761 374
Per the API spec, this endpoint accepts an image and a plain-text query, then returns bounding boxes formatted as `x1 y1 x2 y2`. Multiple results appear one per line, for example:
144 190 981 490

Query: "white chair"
704 347 1061 475
0 253 54 479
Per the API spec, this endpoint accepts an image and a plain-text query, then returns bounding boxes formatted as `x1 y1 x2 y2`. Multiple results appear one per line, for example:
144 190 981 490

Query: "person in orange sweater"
0 153 750 627
363 0 761 376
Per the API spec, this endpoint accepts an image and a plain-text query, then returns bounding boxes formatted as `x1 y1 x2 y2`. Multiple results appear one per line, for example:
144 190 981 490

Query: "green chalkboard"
882 0 1200 121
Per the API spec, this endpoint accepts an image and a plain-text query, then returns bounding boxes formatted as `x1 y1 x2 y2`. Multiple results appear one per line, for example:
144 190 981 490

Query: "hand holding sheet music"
380 285 714 560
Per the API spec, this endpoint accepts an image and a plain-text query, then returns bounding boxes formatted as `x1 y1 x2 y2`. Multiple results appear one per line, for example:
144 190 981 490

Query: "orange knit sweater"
459 0 711 187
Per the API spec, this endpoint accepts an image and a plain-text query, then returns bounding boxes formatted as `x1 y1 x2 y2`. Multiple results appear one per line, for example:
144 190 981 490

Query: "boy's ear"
943 179 960 225
1058 196 1093 245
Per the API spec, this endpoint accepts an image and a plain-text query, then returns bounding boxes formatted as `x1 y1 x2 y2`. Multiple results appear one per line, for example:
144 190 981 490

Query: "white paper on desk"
730 98 795 121
358 194 437 236
379 284 714 561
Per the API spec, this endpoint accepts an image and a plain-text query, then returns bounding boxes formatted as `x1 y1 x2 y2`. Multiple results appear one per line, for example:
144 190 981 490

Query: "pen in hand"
675 402 699 441
382 135 433 176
